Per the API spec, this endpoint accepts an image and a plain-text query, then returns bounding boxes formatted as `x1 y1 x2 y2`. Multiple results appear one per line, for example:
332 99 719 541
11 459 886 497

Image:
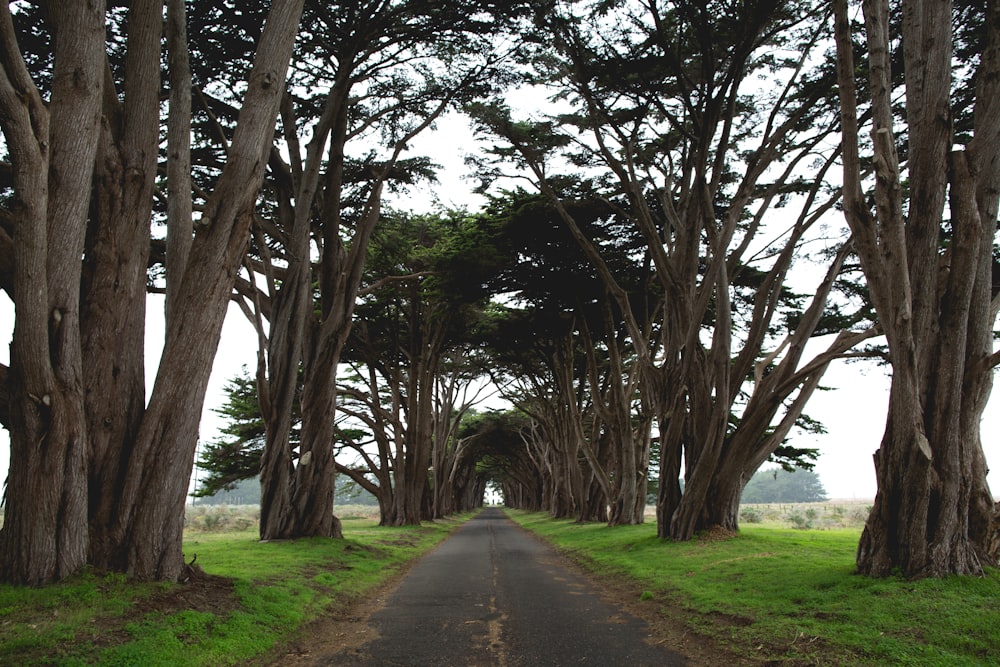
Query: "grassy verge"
0 507 470 666
508 509 999 666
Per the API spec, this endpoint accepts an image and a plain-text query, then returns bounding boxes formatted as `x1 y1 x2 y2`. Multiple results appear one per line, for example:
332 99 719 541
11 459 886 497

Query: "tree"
218 0 525 540
190 213 502 527
1 0 305 582
833 0 1000 577
0 0 106 585
481 192 656 524
337 211 499 525
740 468 828 504
193 369 271 499
471 0 875 540
459 410 544 511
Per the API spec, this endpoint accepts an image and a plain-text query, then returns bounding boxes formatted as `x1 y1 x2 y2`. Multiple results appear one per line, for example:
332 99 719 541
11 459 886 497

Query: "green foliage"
458 410 537 489
194 368 269 498
741 467 829 504
509 511 1000 666
787 510 814 530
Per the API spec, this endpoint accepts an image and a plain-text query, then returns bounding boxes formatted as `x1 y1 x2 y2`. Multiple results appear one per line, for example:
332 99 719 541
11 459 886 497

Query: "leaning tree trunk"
835 0 1000 578
107 0 304 580
258 232 311 540
0 0 105 584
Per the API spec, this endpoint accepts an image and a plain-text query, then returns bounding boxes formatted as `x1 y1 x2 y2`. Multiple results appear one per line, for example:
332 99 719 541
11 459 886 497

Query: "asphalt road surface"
318 508 686 666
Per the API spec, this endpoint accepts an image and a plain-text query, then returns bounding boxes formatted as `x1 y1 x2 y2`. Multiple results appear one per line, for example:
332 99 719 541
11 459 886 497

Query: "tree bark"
107 0 304 579
258 88 340 540
164 0 193 327
835 0 1000 578
83 0 161 571
0 0 105 584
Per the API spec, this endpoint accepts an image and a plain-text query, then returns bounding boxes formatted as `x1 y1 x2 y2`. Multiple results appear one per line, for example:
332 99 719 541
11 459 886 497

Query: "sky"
1 116 998 503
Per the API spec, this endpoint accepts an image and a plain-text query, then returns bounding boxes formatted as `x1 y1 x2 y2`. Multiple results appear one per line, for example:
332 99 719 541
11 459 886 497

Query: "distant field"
183 502 381 532
642 499 874 530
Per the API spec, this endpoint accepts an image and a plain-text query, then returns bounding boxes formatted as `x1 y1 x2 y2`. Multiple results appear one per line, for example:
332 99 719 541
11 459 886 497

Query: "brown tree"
1 0 305 582
495 316 600 521
83 0 164 573
0 0 106 585
230 0 518 540
331 213 498 526
473 0 875 539
833 0 1000 577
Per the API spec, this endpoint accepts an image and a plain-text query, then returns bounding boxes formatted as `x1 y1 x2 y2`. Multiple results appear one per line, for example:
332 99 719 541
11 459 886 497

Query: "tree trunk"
83 0 161 571
164 0 193 327
107 0 304 580
258 84 342 541
258 244 310 540
835 0 1000 578
0 0 105 584
287 357 343 538
701 472 744 535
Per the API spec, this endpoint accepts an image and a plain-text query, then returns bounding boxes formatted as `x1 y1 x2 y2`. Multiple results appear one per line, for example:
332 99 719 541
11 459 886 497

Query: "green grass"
0 511 470 666
508 510 1000 666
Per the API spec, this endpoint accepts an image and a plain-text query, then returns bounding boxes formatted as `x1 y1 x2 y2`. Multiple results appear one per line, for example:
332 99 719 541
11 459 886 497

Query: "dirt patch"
81 567 241 651
696 525 737 542
135 567 240 617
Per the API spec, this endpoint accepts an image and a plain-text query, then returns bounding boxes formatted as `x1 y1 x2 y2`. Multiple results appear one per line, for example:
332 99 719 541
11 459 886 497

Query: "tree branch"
357 271 435 297
0 362 9 429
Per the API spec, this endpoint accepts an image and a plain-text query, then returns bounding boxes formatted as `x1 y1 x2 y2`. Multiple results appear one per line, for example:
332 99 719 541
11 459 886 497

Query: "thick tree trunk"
386 398 434 526
3 377 90 585
259 428 296 539
258 256 309 540
116 226 255 578
84 0 161 570
579 473 609 523
856 377 996 577
655 383 685 539
834 0 1000 578
107 0 304 580
287 360 343 538
0 0 105 584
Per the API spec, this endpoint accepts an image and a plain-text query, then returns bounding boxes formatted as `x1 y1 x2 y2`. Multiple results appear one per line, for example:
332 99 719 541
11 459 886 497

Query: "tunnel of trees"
1 0 999 585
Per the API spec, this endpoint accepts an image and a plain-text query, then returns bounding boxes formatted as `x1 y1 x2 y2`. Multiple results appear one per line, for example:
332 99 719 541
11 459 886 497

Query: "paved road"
319 508 686 666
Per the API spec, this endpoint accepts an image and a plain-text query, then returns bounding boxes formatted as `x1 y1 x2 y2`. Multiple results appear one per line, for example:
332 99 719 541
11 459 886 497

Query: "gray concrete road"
318 508 686 666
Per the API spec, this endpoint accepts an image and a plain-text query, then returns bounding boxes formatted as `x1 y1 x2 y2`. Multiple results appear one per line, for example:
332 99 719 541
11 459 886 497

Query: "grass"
0 505 469 666
508 508 1000 666
4 503 996 665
